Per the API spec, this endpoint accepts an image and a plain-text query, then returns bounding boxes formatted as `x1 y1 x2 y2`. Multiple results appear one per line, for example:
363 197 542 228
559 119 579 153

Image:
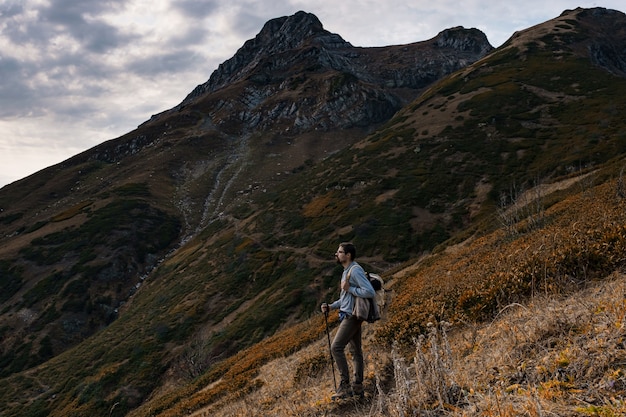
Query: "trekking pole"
324 309 337 391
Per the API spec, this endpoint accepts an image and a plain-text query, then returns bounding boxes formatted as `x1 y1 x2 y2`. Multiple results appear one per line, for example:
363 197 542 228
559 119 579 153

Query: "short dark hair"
340 242 356 260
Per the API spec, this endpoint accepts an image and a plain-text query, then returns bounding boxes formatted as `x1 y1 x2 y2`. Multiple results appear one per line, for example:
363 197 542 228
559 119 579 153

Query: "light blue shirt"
330 261 376 316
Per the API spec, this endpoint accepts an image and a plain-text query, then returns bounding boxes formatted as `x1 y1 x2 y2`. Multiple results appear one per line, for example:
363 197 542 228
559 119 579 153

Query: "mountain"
0 10 491 380
1 7 626 417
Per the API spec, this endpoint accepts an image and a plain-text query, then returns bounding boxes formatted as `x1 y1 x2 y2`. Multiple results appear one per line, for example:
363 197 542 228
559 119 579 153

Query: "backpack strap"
347 264 372 296
346 264 357 284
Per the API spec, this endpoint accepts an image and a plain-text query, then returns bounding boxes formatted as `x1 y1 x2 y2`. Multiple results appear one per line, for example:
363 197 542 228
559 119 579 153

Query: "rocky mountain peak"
255 10 349 50
505 7 626 77
575 7 626 77
434 26 493 54
176 11 492 135
185 11 351 98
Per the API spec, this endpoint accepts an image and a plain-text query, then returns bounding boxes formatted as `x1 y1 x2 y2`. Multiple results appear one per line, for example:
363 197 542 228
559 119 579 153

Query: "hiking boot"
352 383 364 399
331 381 352 400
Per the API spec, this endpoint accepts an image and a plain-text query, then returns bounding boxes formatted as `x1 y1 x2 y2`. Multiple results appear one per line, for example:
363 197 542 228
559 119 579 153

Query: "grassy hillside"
189 273 626 417
203 273 626 417
129 165 626 416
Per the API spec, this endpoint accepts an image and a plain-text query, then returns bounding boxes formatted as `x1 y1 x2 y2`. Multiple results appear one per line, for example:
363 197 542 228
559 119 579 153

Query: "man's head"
336 242 356 265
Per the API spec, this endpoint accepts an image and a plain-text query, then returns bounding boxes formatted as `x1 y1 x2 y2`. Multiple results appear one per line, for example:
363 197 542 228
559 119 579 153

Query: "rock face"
190 12 352 95
506 7 626 78
576 8 626 77
179 11 493 133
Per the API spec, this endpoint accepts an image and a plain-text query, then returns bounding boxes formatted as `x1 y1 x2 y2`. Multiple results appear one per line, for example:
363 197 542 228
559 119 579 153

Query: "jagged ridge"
177 11 493 135
187 11 351 96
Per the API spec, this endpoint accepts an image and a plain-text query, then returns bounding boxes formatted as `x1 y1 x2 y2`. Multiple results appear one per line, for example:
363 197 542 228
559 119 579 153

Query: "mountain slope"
1 7 626 417
0 11 492 416
128 7 626 416
143 174 626 417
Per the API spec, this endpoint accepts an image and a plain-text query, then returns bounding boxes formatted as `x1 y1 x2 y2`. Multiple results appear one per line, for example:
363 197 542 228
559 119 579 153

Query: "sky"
1 0 624 188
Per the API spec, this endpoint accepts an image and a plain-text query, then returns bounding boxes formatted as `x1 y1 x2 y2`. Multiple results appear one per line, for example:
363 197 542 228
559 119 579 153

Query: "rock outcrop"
178 11 493 133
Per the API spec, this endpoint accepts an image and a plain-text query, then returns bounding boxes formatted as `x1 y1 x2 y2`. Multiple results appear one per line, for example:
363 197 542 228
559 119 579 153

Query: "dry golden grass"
189 273 626 417
189 320 389 417
451 272 626 416
380 178 626 347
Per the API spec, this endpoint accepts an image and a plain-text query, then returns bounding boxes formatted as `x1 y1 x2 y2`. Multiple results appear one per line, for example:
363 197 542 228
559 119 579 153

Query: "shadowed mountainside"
1 7 626 417
0 11 492 383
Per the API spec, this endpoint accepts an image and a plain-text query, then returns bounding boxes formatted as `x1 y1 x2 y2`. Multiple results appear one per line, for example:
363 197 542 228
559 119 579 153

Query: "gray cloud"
40 0 127 25
0 57 38 118
172 0 221 19
168 26 212 49
39 0 134 53
0 1 23 18
231 10 278 38
126 49 207 77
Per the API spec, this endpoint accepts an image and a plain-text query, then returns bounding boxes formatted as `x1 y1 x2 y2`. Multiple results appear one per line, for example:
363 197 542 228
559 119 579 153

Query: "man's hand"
321 303 329 313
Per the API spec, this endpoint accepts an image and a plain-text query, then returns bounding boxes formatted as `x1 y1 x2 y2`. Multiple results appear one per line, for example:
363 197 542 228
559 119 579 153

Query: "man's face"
335 246 348 265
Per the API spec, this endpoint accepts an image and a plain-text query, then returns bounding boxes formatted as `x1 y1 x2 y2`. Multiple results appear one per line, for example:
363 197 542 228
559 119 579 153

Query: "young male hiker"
321 242 376 400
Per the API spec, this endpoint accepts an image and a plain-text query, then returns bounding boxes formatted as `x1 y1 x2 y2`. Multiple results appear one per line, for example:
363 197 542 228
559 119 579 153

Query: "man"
321 242 376 400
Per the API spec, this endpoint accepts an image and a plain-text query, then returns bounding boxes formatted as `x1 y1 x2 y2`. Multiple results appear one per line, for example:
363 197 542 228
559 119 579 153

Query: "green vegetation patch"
0 261 23 303
0 212 23 225
22 199 180 266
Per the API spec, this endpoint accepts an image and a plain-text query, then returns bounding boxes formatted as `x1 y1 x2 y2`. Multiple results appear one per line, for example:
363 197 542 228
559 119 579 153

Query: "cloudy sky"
1 1 624 188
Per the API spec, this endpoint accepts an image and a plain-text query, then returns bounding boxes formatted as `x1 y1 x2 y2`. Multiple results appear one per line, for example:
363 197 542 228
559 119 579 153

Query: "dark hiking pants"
331 315 364 386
